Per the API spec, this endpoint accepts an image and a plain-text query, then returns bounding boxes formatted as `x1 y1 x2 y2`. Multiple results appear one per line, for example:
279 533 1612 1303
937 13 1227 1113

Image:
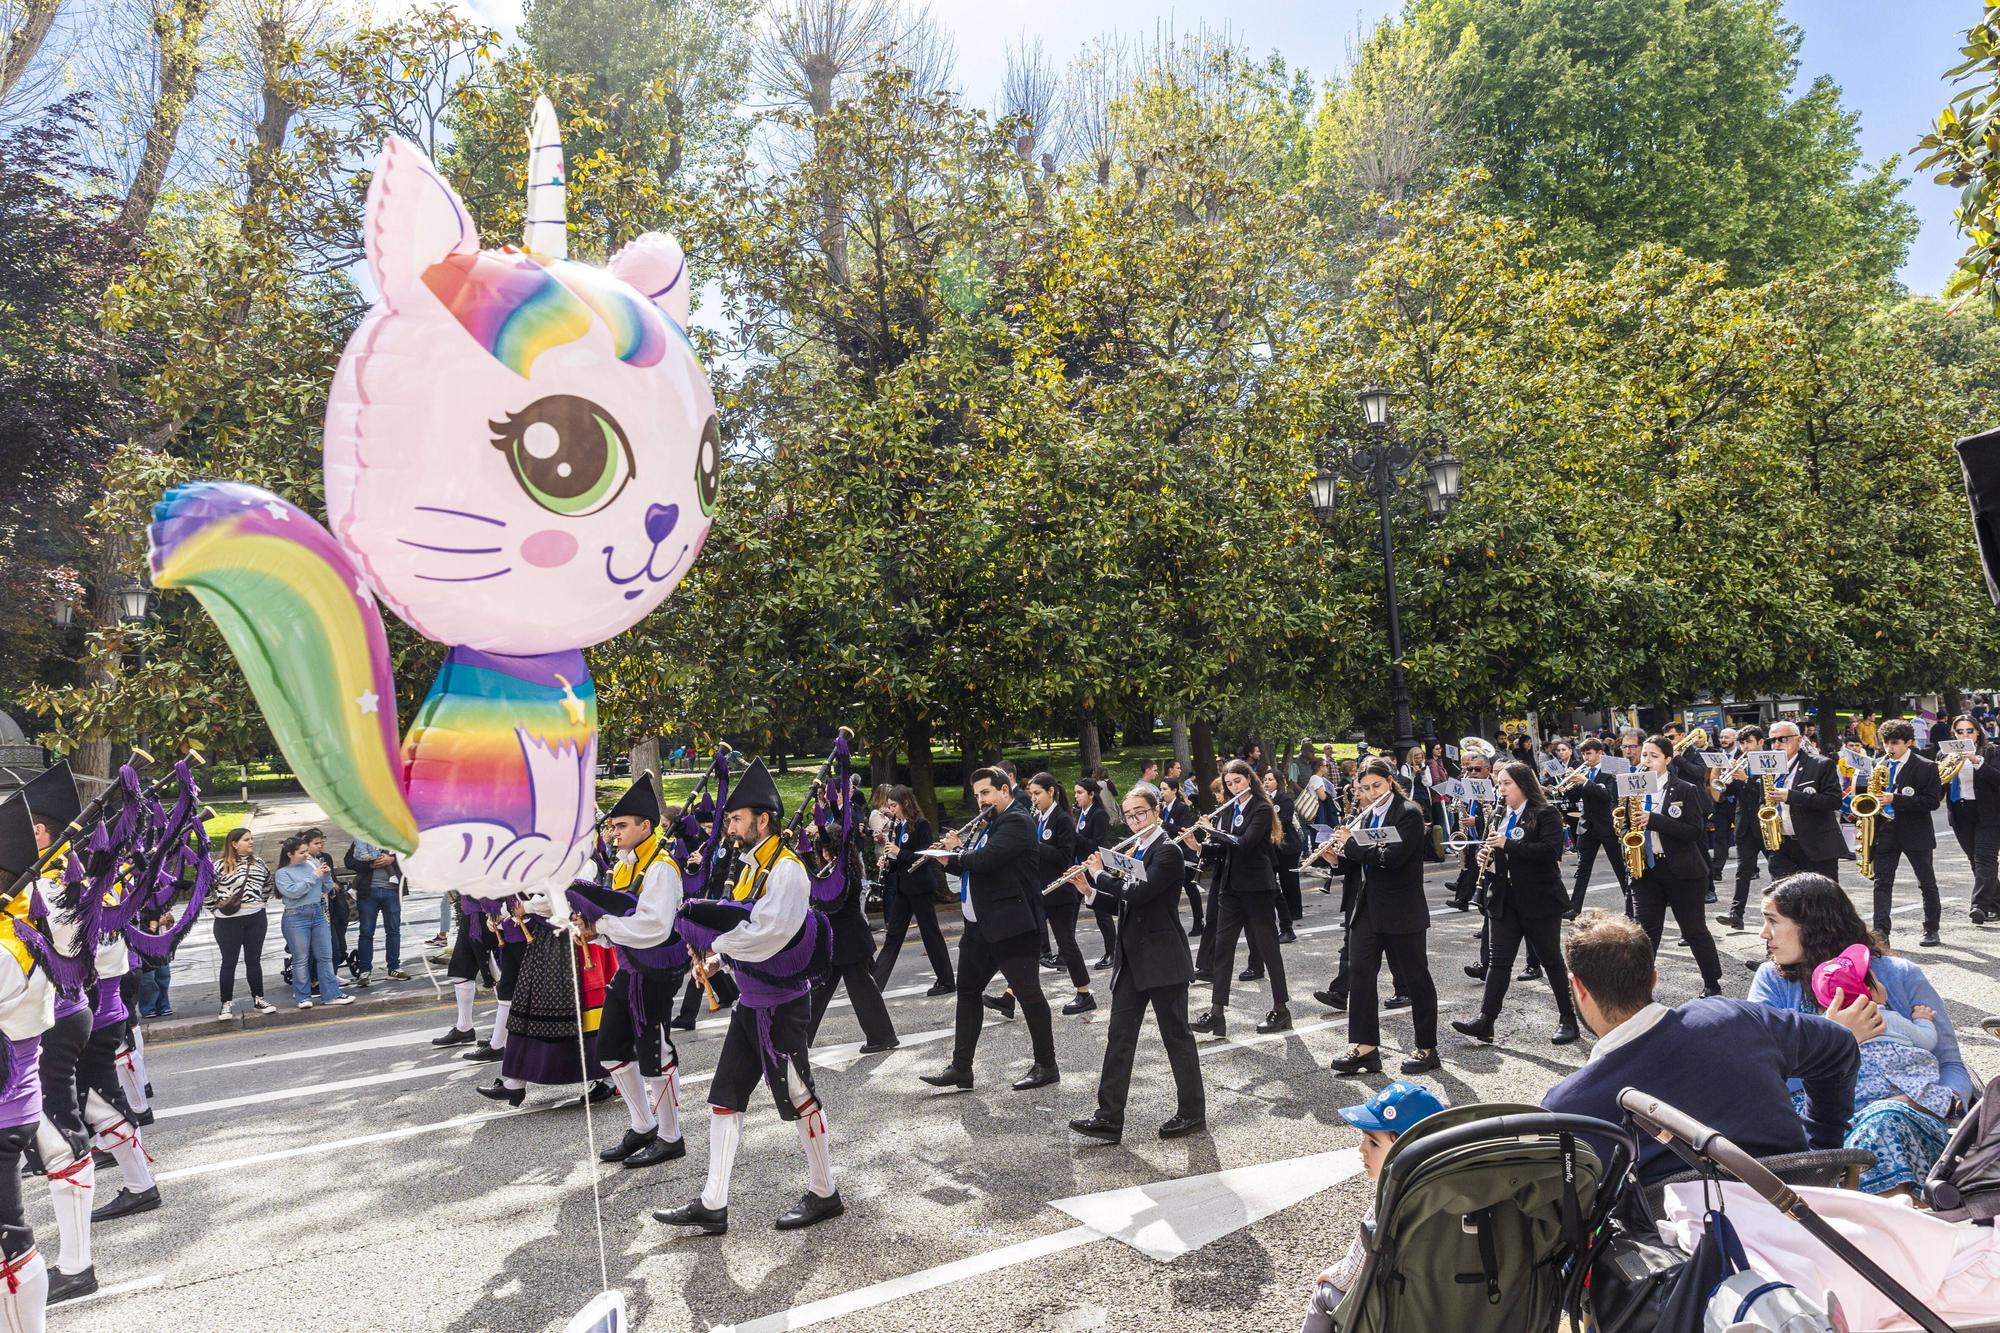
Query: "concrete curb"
140 986 456 1047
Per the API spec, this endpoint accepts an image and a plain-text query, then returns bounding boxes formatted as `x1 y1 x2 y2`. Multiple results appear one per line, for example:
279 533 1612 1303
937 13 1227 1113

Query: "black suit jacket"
885 817 941 901
1216 797 1277 897
1778 754 1846 863
944 802 1040 942
1345 796 1430 934
1087 835 1193 991
1644 775 1715 880
1728 771 1766 850
1966 744 2000 828
1875 753 1940 852
1074 803 1110 861
1578 769 1619 838
1671 749 1715 818
1034 804 1079 904
1486 802 1568 919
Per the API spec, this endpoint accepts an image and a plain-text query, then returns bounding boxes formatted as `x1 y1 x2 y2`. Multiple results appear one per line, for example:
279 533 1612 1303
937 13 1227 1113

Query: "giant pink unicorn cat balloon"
148 99 717 896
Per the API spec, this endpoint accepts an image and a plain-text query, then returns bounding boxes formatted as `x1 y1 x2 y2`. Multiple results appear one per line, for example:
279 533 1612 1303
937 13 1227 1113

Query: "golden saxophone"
1617 793 1647 879
1758 772 1783 852
1852 763 1888 880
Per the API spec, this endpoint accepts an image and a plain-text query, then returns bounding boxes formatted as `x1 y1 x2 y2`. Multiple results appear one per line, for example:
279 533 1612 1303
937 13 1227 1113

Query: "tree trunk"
1078 714 1102 775
1946 687 1966 720
1171 714 1191 771
902 709 936 823
0 0 60 103
117 0 213 237
1191 718 1218 811
868 727 898 789
1124 711 1153 751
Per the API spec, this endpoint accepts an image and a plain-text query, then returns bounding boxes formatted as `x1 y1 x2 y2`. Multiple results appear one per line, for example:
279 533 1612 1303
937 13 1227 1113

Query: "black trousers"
1477 916 1543 974
1277 867 1303 925
1871 840 1941 935
1478 908 1575 1026
1094 970 1203 1124
1194 873 1223 974
1632 870 1723 989
1770 842 1840 883
809 959 898 1046
1729 841 1770 917
78 1020 136 1124
598 969 680 1075
675 967 738 1022
1042 891 1092 989
874 890 955 990
1208 892 1289 1011
1327 923 1412 1000
952 922 1055 1069
1182 867 1204 930
710 996 816 1118
1974 826 2000 916
0 1124 29 1262
38 1006 91 1140
1091 900 1118 958
1346 905 1435 1051
1569 830 1630 914
1450 850 1480 905
213 912 268 1002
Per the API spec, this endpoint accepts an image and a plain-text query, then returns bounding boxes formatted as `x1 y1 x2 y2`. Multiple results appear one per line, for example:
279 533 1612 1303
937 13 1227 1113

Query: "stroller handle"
1616 1088 1798 1213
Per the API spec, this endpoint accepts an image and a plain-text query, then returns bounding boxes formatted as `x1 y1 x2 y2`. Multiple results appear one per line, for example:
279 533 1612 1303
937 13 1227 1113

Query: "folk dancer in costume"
0 793 58 1332
655 759 843 1234
570 774 690 1169
801 783 898 1053
475 881 617 1107
1060 787 1206 1144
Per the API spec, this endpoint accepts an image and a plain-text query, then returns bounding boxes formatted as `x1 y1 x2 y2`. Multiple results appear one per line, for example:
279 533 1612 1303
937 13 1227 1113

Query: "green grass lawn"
201 803 253 840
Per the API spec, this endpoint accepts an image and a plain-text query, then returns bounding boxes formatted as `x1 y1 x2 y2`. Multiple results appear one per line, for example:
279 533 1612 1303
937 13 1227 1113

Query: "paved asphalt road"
60 850 2000 1333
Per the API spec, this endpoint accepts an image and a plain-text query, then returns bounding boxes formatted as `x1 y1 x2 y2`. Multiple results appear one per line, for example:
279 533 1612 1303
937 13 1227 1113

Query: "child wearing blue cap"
1300 1081 1446 1333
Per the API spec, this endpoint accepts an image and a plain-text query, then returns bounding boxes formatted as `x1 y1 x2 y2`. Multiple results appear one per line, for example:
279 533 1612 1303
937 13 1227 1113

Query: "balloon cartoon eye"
695 414 721 517
489 395 634 517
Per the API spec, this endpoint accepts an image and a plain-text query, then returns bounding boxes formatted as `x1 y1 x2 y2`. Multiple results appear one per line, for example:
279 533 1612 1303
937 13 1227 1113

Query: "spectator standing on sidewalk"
274 835 354 1010
346 837 410 983
213 828 279 1021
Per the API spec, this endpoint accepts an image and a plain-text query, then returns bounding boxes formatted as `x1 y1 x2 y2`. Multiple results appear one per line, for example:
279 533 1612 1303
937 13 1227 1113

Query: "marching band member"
1186 761 1292 1038
1319 758 1437 1077
986 774 1093 1019
1627 736 1725 996
1073 780 1115 970
1565 738 1630 916
1943 713 2000 924
1265 770 1304 942
1155 779 1203 936
800 793 899 1053
1865 720 1943 948
1766 720 1845 882
920 768 1059 1092
1061 788 1206 1144
1445 747 1495 912
1716 725 1771 931
1448 762 1578 1048
868 787 955 997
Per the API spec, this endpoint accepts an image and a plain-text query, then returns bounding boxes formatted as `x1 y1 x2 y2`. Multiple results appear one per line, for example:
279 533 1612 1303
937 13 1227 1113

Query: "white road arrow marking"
713 1149 1368 1333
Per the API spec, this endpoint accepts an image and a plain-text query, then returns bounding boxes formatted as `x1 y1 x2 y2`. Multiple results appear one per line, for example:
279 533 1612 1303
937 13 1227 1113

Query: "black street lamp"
1311 387 1462 756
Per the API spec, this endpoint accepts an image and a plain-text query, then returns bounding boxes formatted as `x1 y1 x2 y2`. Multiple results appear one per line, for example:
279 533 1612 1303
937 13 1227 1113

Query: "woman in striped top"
212 829 279 1020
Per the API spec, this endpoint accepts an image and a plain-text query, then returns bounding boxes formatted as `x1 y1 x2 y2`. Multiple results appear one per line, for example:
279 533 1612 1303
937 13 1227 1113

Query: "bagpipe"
790 729 859 913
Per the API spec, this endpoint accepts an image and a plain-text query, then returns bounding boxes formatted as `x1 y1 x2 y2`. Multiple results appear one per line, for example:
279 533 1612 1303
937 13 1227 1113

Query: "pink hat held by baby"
1811 942 1874 1009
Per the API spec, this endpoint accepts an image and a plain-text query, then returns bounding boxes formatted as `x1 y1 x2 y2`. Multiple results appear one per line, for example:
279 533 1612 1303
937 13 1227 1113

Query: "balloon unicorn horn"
147 96 719 901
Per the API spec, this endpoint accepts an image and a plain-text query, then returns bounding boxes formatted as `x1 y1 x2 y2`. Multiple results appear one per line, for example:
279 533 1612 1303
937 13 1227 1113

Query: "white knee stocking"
115 1042 148 1114
606 1063 655 1135
35 1125 89 1276
85 1093 155 1193
646 1064 680 1143
453 979 475 1032
0 1247 46 1333
701 1109 742 1211
488 999 511 1051
789 1065 834 1198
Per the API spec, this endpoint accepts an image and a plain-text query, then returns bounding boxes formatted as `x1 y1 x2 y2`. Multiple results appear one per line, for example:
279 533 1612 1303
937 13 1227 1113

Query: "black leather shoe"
1011 1063 1060 1091
48 1265 97 1303
1450 1015 1496 1043
1399 1048 1441 1075
1187 922 1203 937
1700 983 1724 998
1158 1111 1207 1139
1517 966 1542 982
1062 992 1096 1015
1920 930 1943 948
598 1127 656 1163
1069 1113 1122 1143
1092 956 1112 971
1704 889 1718 904
462 1042 502 1062
1192 969 1213 982
1972 909 1992 925
1463 964 1487 980
925 980 955 996
920 1065 973 1090
1551 1022 1581 1046
560 1080 615 1108
1384 993 1411 1011
1329 1047 1381 1076
1448 898 1471 912
432 1026 475 1047
669 1014 698 1030
624 1135 686 1168
775 1190 844 1231
1040 953 1061 971
134 1107 155 1126
654 1198 728 1234
1189 1009 1226 1036
93 1185 162 1222
1311 988 1348 1012
1256 1006 1292 1034
476 1079 526 1107
1743 956 1763 972
858 1038 900 1054
981 992 1016 1019
1278 929 1297 944
1237 967 1262 982
1715 913 1743 929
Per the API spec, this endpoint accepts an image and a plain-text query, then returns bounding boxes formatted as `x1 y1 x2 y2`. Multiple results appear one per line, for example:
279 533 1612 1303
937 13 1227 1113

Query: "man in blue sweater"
1543 912 1863 1185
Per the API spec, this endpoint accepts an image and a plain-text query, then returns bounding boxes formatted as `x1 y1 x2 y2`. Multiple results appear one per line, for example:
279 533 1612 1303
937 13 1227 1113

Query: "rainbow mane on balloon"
147 97 719 898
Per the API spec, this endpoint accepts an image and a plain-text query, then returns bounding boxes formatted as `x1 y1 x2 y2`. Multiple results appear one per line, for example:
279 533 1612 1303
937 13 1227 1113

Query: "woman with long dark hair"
1075 778 1115 968
986 774 1094 1018
1185 759 1291 1037
1749 873 1974 1196
212 828 279 1020
1628 735 1725 997
1448 761 1578 1047
1264 769 1304 940
870 786 955 996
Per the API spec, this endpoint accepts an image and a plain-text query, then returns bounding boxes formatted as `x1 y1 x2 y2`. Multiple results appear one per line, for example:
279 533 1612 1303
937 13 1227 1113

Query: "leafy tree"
1917 1 2000 314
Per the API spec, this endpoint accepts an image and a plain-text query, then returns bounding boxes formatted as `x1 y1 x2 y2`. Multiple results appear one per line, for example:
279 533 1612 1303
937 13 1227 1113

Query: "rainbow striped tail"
148 481 418 852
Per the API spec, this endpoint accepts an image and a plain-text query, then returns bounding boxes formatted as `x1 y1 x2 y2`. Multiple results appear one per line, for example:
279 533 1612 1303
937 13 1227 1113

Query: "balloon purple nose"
644 503 678 544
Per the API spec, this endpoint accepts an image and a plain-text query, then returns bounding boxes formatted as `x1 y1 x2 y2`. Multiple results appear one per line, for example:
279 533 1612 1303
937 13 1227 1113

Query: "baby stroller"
1617 1087 2000 1333
1327 1100 1638 1332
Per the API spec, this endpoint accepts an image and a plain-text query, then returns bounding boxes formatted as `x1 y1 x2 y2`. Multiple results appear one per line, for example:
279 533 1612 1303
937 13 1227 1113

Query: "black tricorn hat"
608 772 661 825
1958 426 2000 606
0 795 36 881
21 761 80 833
724 757 782 818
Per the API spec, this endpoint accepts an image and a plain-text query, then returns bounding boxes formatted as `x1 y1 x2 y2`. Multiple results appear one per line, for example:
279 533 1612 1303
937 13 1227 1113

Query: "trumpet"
1672 727 1708 757
1852 763 1888 880
1548 764 1590 795
1044 829 1145 894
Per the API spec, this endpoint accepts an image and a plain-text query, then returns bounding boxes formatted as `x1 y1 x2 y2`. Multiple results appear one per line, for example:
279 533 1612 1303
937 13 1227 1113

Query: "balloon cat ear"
365 135 479 309
609 231 691 328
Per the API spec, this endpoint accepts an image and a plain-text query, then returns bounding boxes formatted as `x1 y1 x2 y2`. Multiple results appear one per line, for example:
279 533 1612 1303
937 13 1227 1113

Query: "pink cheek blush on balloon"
521 529 578 568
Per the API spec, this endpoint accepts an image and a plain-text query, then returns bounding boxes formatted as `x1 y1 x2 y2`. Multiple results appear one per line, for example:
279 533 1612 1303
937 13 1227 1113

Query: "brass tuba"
1851 763 1889 880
